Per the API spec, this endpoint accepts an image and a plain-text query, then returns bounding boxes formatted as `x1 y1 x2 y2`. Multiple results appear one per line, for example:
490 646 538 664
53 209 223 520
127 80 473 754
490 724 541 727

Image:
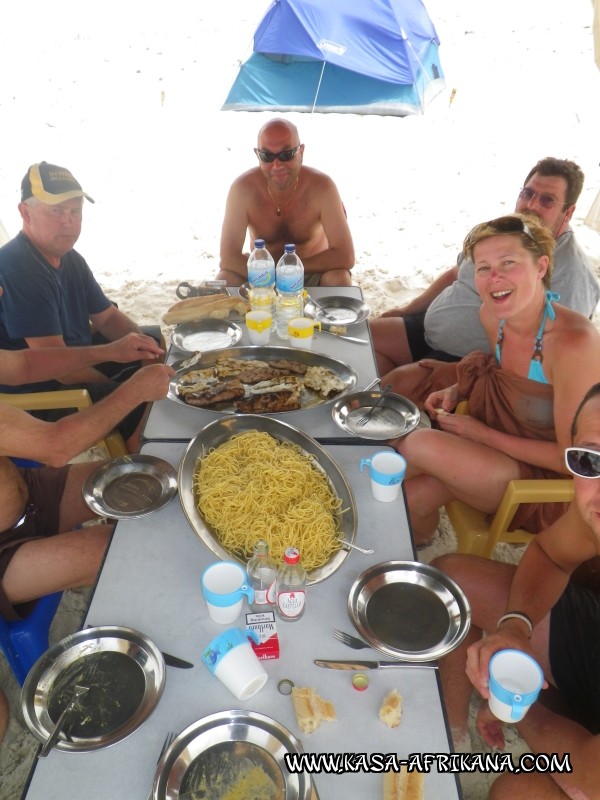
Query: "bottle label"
249 267 275 288
277 589 305 618
276 275 303 293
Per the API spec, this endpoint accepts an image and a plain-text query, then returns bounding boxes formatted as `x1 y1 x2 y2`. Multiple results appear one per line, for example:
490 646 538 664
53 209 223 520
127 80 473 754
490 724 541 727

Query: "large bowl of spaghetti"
178 416 357 584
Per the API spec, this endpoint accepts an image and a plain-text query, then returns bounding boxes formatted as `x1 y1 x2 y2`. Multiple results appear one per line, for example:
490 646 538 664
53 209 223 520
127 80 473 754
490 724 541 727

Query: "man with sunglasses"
432 383 600 798
371 157 599 397
218 118 354 286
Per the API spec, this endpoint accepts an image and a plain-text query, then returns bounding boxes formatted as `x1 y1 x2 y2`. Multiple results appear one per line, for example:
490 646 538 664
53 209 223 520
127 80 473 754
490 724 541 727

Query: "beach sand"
0 1 599 798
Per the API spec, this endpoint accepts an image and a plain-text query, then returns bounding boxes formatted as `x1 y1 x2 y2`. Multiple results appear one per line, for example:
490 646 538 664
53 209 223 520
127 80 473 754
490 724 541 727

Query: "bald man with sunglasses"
371 157 600 399
432 383 600 799
218 118 354 286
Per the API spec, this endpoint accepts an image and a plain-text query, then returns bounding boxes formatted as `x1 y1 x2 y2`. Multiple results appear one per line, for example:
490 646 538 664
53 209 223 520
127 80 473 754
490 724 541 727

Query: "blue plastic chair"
0 592 63 685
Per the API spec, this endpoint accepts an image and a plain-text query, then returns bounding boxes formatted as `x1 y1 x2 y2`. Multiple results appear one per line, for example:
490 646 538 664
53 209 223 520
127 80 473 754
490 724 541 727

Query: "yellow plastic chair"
444 402 574 559
0 388 128 459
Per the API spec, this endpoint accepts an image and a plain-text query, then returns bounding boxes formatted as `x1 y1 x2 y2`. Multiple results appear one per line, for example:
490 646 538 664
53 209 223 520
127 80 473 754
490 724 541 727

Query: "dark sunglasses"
465 215 541 252
565 447 600 479
254 145 300 163
518 186 567 210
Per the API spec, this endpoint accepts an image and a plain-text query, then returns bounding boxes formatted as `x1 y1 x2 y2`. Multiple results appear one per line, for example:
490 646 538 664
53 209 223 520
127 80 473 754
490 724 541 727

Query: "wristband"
496 611 533 639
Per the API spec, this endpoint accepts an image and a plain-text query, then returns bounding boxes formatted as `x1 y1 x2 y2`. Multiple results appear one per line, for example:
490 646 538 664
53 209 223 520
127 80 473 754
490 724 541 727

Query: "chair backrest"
0 592 62 685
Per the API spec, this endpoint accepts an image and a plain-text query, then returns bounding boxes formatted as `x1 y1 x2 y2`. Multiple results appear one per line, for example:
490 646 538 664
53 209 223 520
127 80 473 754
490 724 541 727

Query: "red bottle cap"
283 546 300 564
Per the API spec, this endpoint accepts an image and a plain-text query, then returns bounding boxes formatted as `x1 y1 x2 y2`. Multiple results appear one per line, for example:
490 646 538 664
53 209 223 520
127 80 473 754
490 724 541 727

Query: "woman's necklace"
267 178 299 216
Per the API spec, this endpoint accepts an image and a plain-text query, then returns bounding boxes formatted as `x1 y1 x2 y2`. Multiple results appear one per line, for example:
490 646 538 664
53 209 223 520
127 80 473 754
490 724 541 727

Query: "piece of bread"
291 686 336 734
434 407 449 416
379 689 403 728
383 766 424 800
163 295 249 325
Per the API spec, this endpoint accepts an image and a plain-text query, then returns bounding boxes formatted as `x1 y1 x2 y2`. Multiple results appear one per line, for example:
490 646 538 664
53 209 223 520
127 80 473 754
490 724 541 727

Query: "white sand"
0 1 599 798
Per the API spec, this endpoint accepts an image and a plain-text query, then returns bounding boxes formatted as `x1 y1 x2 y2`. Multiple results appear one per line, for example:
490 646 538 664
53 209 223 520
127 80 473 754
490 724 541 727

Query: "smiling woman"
392 212 600 545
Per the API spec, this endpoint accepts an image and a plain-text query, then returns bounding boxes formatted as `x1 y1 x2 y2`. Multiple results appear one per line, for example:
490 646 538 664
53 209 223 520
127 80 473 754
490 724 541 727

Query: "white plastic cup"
202 627 268 700
201 561 254 624
488 649 543 722
359 451 407 502
287 317 321 349
246 310 272 345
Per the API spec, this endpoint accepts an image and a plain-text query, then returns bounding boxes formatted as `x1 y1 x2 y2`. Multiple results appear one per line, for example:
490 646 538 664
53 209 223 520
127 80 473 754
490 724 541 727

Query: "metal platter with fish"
167 346 357 415
152 710 313 800
21 626 165 752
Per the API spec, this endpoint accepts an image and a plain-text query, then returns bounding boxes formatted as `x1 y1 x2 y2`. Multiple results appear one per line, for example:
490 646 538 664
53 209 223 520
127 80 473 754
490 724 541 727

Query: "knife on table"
314 659 438 670
318 330 369 345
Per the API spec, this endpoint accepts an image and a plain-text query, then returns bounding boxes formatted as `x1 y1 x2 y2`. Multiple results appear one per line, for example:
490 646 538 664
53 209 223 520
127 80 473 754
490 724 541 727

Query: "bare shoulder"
539 503 599 569
301 166 340 193
228 167 263 195
550 304 600 352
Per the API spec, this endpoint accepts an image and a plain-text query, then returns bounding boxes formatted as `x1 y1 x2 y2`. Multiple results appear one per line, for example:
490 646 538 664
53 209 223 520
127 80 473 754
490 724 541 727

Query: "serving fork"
308 296 338 322
355 383 392 428
333 629 372 650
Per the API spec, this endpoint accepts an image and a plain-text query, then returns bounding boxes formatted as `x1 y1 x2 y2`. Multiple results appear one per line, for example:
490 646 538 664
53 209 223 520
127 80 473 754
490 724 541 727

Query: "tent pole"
311 61 327 114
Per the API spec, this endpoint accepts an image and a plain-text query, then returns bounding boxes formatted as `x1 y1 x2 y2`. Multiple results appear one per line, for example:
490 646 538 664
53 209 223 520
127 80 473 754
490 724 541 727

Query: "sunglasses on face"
465 215 541 252
254 145 300 163
518 186 566 210
565 447 600 479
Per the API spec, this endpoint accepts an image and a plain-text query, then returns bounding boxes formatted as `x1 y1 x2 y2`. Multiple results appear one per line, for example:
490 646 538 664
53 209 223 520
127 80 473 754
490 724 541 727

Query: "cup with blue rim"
202 627 267 700
359 451 406 502
488 649 543 722
201 561 254 624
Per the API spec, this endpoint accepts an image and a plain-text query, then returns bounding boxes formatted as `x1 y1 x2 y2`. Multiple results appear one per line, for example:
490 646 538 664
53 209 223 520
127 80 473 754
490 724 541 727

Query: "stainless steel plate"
167 345 357 414
331 390 420 439
21 626 165 752
348 561 471 661
152 710 312 800
171 319 242 354
178 415 356 584
304 295 371 328
82 455 178 519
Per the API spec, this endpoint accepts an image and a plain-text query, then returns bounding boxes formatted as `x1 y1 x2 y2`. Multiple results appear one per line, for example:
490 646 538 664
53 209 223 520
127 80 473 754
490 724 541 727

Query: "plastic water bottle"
275 244 304 339
247 540 277 612
247 239 276 323
276 547 306 622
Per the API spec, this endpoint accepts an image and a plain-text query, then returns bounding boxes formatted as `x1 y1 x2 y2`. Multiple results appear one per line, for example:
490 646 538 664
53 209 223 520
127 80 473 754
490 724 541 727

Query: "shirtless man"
433 382 600 798
218 118 354 286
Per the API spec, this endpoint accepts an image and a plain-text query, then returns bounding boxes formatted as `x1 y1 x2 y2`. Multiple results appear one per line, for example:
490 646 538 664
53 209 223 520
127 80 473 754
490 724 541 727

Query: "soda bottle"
247 239 276 323
275 244 304 339
276 546 307 621
247 539 278 612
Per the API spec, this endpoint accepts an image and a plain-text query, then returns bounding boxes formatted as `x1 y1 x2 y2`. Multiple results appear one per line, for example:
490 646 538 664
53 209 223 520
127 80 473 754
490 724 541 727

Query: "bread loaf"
379 689 403 728
163 294 249 325
291 686 336 734
383 766 424 800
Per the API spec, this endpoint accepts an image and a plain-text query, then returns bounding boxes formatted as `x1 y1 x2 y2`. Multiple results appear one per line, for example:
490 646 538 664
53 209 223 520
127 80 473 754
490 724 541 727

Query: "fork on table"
146 731 176 799
333 629 372 650
309 296 338 322
355 383 392 428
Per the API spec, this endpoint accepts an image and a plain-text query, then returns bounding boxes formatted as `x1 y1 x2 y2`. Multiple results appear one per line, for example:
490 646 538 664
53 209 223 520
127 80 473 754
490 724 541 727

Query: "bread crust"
163 295 249 324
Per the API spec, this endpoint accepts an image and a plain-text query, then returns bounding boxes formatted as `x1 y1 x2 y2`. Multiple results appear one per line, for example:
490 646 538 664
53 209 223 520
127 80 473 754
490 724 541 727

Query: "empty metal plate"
152 710 313 800
331 390 420 439
82 455 178 518
171 319 242 354
21 626 165 752
348 561 471 661
304 295 371 327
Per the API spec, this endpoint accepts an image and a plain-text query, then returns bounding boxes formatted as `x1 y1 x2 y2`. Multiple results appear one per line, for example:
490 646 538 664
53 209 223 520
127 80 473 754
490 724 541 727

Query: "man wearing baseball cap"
0 161 164 451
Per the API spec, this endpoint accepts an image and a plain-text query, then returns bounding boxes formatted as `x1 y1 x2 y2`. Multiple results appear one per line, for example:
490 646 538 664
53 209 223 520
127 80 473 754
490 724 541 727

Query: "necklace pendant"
276 209 281 216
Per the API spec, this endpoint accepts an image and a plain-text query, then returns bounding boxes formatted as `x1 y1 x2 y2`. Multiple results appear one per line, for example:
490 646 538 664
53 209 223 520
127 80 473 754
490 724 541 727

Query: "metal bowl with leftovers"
178 415 357 584
331 390 420 439
21 626 166 752
152 710 313 800
82 455 178 519
171 318 243 355
348 561 471 661
304 295 371 328
167 345 357 415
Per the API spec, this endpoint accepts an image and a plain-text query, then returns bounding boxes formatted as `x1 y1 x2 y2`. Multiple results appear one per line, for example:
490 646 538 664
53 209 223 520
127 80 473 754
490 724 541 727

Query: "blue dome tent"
222 0 445 117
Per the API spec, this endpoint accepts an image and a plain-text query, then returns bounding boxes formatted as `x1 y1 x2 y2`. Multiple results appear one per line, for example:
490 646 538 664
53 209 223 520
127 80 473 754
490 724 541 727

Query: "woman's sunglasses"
565 447 600 479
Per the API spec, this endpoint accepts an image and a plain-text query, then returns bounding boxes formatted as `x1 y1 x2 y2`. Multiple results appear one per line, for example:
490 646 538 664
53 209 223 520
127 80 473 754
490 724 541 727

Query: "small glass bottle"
276 546 306 622
247 539 277 612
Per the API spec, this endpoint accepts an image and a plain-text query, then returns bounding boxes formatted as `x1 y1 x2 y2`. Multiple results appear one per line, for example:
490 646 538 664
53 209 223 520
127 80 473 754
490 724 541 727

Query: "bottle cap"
254 239 265 248
284 243 295 253
283 546 300 564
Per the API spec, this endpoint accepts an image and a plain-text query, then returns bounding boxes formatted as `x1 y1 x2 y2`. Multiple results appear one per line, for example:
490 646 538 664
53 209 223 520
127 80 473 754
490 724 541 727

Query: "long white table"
142 287 379 443
23 441 462 800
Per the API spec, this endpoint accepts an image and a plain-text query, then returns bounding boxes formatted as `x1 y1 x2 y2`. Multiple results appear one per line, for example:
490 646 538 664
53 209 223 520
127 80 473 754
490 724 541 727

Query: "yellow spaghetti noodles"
193 431 344 570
